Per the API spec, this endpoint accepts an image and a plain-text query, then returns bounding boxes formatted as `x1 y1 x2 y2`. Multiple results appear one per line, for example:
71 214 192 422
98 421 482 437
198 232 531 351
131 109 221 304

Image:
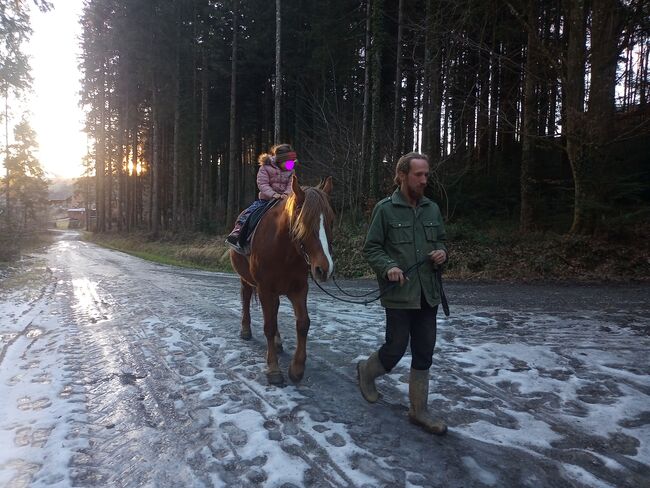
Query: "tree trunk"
227 0 239 227
96 67 106 233
369 0 384 198
488 36 499 172
172 22 181 231
576 0 621 233
360 0 372 198
199 44 209 227
274 0 281 144
564 0 588 233
477 42 490 164
106 100 113 231
422 0 441 161
117 91 128 232
403 50 415 154
391 0 404 162
4 88 10 228
520 0 539 232
151 86 160 237
497 40 521 160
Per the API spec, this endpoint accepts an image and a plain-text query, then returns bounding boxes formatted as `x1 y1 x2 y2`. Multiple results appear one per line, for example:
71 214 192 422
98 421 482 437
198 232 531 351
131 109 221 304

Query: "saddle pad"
235 199 279 255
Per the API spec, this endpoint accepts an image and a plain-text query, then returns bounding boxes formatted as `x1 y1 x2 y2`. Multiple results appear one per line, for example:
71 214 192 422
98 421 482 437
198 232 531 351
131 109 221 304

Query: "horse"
230 175 335 385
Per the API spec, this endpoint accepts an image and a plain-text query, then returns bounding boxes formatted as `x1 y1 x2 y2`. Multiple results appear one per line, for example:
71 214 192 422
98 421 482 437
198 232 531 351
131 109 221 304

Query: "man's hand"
386 267 406 285
280 194 288 199
429 250 447 265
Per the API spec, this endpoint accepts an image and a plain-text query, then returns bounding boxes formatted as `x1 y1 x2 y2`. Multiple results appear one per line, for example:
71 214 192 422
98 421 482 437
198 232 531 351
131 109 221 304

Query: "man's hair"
394 152 429 185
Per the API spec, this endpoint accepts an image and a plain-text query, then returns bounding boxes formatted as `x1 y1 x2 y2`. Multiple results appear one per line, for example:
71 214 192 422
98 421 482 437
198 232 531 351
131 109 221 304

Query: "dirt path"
0 231 648 487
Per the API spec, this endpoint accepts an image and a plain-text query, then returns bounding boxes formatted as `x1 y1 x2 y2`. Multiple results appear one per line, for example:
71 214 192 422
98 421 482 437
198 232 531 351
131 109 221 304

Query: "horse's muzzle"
314 265 330 282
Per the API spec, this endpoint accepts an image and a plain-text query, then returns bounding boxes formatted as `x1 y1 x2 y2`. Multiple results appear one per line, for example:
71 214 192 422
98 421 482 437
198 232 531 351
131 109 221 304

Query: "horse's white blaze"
319 213 334 278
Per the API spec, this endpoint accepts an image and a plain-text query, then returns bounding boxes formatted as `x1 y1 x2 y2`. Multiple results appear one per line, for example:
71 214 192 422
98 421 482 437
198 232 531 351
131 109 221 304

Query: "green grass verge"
84 220 650 283
84 232 234 273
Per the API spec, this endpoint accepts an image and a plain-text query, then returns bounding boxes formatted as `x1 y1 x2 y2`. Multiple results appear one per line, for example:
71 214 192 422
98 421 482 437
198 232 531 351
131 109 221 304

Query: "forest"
73 0 649 238
1 0 649 263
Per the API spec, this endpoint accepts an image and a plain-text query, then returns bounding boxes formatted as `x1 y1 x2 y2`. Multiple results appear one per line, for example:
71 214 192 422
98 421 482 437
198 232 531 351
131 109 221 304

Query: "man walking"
358 152 448 435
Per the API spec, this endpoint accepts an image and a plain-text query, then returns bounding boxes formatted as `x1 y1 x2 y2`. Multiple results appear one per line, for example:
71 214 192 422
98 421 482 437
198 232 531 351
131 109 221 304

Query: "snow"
0 292 87 488
1 237 649 487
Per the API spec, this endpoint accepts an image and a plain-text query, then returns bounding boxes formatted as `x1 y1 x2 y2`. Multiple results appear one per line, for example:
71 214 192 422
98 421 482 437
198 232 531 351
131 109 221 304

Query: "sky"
25 0 86 179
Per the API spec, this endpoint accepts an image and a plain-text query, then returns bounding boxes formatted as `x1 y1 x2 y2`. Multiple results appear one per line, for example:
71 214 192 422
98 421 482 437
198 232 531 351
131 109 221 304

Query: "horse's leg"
258 290 284 385
274 329 283 353
287 287 310 383
240 279 253 340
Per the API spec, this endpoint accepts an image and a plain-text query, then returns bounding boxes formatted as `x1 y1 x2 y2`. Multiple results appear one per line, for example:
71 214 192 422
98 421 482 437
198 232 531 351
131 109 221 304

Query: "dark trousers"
236 199 270 226
378 294 438 371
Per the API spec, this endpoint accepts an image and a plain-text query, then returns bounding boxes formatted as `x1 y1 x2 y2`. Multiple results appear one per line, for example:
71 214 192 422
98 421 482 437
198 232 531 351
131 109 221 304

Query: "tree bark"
151 85 160 238
274 0 281 144
227 0 239 227
172 15 181 231
369 0 384 198
422 0 441 161
96 66 106 233
575 0 621 233
520 0 539 232
199 44 209 227
4 87 10 228
360 0 372 198
391 0 404 162
564 0 588 233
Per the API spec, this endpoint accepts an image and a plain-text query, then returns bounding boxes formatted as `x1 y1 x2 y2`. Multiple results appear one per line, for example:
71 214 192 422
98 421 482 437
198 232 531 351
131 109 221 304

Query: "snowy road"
1 231 649 487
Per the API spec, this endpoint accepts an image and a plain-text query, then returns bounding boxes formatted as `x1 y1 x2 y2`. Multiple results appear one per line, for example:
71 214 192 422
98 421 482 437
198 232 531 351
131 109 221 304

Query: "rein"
293 202 449 313
307 255 431 306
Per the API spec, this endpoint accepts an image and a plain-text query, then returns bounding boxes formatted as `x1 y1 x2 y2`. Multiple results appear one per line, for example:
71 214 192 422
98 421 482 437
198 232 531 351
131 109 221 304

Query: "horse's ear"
322 176 333 195
292 174 305 204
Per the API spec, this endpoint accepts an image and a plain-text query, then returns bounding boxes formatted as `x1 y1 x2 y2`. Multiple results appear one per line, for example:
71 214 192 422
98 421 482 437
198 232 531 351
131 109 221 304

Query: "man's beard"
407 185 425 201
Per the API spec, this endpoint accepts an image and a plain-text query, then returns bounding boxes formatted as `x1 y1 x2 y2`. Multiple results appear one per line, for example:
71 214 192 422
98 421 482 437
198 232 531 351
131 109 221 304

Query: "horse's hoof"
267 371 284 385
288 365 304 384
240 329 252 340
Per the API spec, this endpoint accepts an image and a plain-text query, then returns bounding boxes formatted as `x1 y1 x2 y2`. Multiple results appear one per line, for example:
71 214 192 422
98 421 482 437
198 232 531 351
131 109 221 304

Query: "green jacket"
363 189 447 309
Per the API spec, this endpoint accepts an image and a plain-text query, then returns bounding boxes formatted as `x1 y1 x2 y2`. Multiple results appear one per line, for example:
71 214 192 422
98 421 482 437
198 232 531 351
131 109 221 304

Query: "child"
226 143 298 247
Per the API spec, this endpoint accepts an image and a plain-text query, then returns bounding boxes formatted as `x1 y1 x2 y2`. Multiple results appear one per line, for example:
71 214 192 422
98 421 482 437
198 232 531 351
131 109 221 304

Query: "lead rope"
308 256 432 306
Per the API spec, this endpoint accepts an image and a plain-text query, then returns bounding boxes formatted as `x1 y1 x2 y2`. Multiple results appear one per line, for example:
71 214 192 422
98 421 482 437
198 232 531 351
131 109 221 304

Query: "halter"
300 243 311 265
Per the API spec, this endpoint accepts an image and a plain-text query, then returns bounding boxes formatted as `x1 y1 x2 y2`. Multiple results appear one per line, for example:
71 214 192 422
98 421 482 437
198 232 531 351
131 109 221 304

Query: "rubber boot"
357 352 386 403
408 368 448 435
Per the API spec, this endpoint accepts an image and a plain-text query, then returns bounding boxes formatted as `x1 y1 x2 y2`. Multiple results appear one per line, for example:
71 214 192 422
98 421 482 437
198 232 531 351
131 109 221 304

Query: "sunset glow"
26 1 86 179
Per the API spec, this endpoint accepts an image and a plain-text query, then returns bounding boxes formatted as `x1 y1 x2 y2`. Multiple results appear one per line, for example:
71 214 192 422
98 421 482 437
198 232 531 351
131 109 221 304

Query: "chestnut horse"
230 175 335 385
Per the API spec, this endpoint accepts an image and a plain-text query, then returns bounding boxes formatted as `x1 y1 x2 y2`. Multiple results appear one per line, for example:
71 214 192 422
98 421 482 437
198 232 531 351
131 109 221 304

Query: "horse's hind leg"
259 290 284 385
287 288 310 383
240 279 254 340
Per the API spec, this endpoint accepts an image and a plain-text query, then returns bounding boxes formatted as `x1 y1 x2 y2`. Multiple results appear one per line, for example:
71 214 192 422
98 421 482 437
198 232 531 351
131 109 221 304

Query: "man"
358 152 448 435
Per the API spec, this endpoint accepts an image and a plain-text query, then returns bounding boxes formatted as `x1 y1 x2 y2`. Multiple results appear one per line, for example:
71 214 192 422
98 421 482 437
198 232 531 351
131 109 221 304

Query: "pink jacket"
257 159 294 200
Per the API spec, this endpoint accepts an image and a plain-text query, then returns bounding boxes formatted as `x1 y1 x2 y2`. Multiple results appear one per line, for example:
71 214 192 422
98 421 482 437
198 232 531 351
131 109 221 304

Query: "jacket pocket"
423 221 439 241
388 221 413 244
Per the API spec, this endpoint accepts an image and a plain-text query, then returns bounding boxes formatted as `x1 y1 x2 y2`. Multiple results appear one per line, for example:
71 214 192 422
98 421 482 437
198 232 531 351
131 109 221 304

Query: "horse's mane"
286 181 334 242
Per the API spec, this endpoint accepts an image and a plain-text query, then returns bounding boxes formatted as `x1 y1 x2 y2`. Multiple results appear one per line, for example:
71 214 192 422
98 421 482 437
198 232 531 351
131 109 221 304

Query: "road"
0 231 648 487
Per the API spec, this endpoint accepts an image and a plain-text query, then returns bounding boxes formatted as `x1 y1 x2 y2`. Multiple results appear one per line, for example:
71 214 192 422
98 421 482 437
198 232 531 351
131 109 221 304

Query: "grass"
84 220 650 283
0 231 55 263
84 231 234 272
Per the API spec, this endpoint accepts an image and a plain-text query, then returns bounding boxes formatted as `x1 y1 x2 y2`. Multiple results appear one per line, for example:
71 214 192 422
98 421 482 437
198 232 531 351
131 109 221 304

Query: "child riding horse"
230 175 334 385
